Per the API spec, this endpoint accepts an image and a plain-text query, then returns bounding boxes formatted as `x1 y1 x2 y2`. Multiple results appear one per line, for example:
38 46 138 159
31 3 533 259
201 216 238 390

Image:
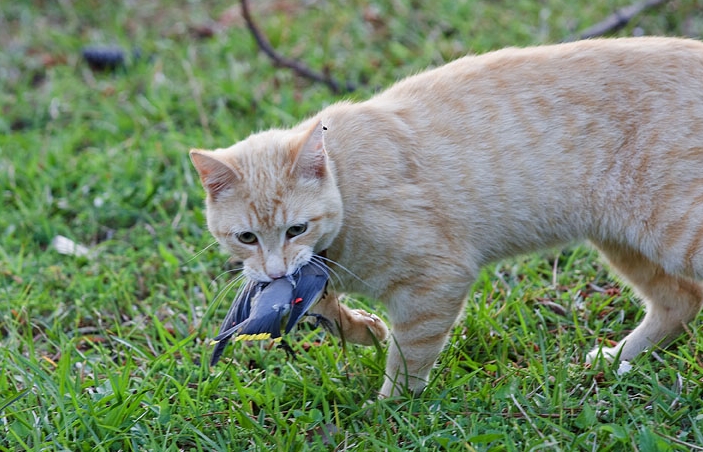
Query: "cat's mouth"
240 249 328 284
271 250 327 283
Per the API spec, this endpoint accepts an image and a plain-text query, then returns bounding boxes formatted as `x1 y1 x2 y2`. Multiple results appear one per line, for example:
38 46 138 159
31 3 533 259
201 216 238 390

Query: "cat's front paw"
308 293 389 345
348 309 390 344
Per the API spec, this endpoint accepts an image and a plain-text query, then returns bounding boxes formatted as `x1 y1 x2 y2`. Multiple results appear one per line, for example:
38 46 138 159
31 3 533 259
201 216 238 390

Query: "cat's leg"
379 281 471 398
308 292 389 345
587 241 703 362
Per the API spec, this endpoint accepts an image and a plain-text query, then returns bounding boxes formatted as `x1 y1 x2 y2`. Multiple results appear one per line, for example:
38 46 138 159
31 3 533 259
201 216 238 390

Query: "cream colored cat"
190 37 703 398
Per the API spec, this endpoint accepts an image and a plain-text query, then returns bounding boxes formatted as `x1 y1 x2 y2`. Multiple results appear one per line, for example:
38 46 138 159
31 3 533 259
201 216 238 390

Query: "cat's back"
324 37 703 171
380 37 703 103
324 37 703 183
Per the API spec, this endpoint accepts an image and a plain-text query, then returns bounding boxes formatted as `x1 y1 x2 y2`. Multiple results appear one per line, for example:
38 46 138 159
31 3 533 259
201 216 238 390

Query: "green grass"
2 0 703 450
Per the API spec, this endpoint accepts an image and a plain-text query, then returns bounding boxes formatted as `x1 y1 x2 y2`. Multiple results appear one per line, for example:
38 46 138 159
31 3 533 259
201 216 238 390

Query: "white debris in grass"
51 235 92 258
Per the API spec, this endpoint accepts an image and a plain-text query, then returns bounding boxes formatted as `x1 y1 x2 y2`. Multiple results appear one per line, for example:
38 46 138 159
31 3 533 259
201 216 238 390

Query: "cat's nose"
264 254 287 280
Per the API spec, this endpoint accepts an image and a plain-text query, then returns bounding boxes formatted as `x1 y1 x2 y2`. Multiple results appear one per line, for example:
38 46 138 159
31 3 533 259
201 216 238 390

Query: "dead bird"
210 260 329 365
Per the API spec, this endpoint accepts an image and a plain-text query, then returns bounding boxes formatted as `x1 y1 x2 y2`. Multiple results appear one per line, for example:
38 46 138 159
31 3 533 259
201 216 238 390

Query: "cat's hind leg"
308 292 389 345
587 241 703 363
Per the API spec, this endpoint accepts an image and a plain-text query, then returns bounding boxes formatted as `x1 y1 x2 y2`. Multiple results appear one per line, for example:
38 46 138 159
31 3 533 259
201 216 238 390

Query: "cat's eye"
286 223 308 239
236 232 258 244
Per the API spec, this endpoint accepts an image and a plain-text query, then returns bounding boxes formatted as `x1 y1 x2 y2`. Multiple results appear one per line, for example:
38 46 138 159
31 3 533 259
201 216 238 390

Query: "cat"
190 37 703 398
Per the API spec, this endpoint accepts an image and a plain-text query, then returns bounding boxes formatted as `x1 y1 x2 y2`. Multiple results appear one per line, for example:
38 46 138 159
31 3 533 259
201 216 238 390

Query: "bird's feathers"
210 259 329 365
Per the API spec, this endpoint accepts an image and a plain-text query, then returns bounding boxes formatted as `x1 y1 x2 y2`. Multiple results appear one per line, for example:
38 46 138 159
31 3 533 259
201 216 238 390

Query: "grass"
2 0 703 450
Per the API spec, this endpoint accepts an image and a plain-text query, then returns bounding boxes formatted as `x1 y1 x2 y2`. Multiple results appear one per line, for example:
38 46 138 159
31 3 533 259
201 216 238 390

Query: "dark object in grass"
210 260 329 365
82 45 135 71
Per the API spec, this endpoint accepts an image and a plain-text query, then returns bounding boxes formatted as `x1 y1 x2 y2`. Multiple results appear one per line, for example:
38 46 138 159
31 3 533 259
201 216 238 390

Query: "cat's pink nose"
267 270 286 280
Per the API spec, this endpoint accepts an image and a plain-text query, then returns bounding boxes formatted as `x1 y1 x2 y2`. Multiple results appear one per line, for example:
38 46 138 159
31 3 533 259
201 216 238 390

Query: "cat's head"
190 121 343 282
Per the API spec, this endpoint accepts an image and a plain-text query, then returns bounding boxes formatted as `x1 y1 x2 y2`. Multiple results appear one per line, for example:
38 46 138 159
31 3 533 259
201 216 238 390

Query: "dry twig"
570 0 670 40
240 0 356 94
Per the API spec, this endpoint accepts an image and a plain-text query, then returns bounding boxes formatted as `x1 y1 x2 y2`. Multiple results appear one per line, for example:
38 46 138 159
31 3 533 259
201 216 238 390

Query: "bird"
210 260 329 365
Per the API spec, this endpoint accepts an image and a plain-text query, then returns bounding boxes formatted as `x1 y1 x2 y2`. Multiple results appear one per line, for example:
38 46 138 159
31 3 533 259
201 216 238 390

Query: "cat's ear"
190 149 241 199
291 120 328 180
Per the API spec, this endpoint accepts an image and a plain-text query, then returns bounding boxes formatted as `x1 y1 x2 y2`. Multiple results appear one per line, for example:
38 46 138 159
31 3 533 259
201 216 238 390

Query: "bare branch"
240 0 356 94
569 0 670 41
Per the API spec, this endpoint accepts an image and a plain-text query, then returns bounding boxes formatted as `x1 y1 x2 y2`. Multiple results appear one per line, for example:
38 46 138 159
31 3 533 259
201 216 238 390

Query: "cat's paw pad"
349 309 389 343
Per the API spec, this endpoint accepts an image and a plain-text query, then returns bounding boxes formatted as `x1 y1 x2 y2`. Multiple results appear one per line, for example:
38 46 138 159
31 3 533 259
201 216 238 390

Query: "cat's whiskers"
309 255 346 292
306 259 344 312
313 254 375 289
210 266 244 286
185 240 219 264
231 277 255 303
211 272 247 306
184 239 250 308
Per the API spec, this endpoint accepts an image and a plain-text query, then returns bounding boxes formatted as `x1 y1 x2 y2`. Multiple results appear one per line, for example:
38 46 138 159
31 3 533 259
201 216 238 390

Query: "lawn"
2 0 703 450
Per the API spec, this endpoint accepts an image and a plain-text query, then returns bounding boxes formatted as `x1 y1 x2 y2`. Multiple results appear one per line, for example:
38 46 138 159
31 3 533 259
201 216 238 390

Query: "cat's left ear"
291 120 328 180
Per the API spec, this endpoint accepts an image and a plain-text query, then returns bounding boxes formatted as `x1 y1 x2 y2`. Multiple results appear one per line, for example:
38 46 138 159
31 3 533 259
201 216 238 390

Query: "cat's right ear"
189 149 240 199
291 120 328 180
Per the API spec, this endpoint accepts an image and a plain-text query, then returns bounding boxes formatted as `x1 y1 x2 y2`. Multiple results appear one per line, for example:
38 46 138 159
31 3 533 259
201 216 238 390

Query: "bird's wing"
284 262 329 333
210 281 262 365
236 277 294 341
